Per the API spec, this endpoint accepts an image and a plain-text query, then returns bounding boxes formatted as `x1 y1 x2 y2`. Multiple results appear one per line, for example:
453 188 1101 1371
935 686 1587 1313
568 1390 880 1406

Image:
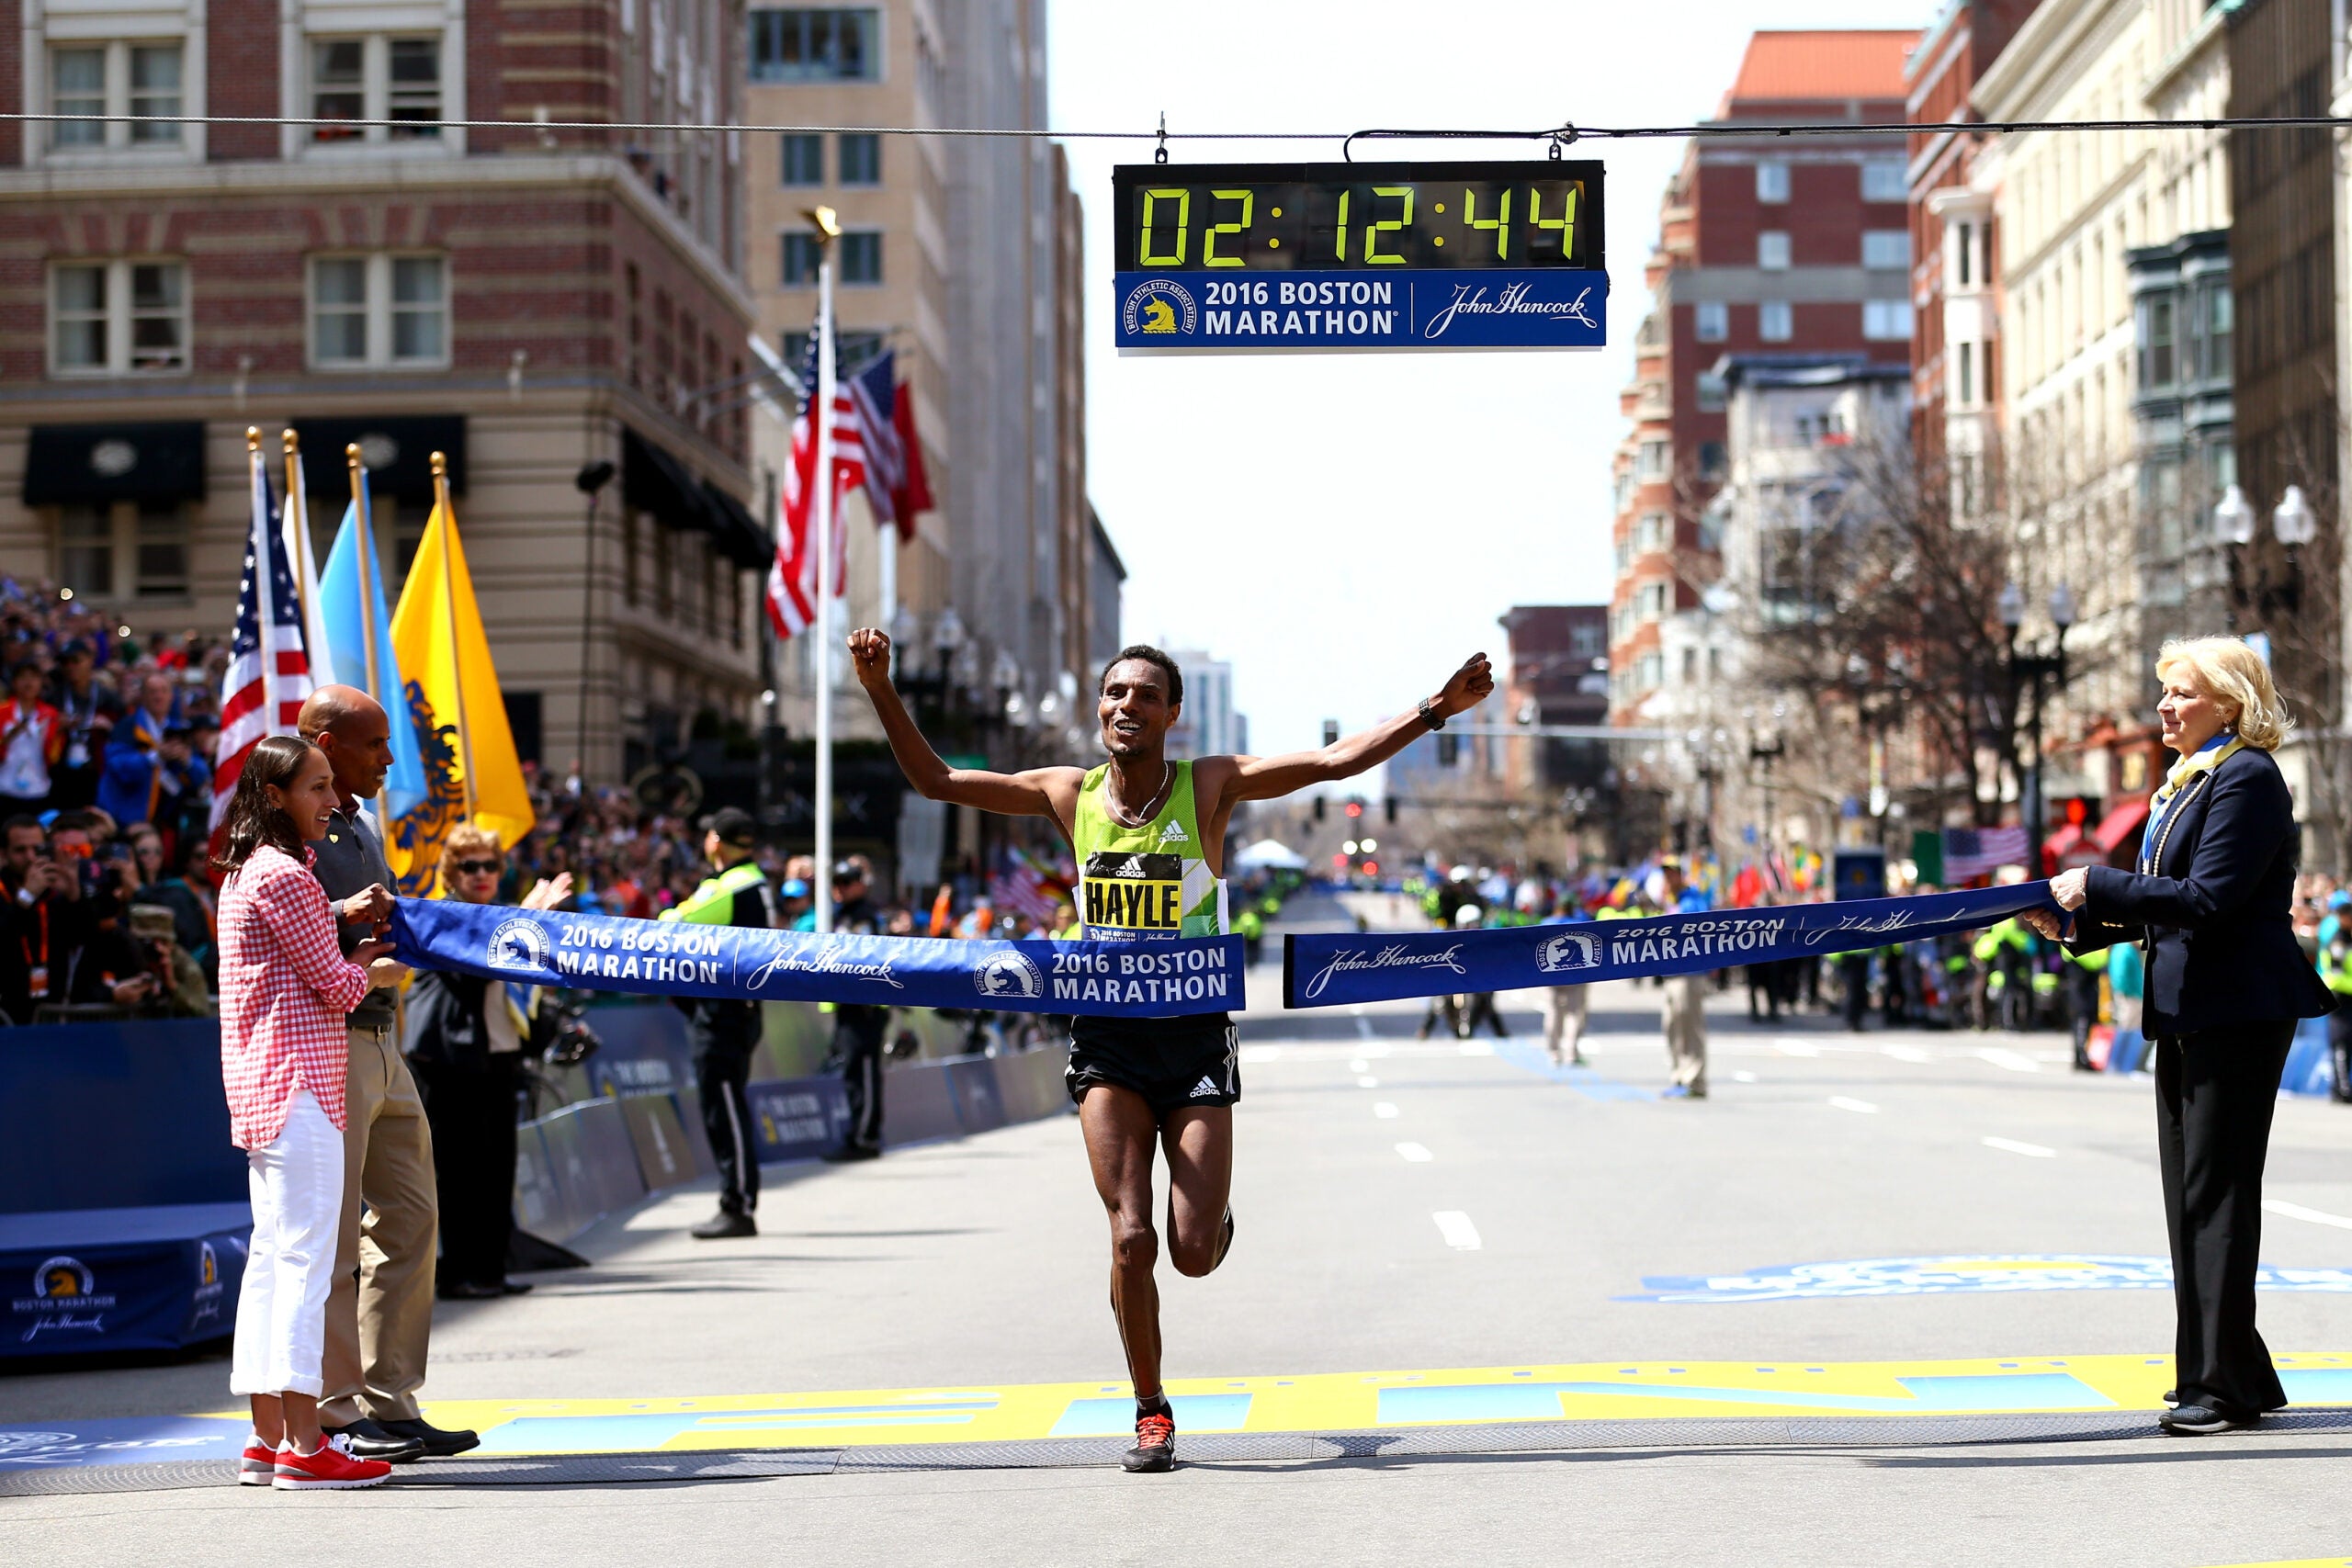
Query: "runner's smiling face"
1099 660 1177 761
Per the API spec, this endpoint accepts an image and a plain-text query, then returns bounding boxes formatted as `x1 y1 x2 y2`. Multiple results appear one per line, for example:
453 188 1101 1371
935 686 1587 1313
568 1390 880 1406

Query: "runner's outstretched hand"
1433 652 1496 719
847 627 892 687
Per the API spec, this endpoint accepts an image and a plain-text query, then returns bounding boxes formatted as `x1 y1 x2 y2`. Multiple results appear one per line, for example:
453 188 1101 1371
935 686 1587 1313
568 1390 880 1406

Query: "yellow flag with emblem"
384 457 534 895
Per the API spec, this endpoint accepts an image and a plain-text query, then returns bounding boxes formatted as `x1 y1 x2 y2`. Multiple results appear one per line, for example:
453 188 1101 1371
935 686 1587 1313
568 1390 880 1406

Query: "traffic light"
1344 799 1363 819
1313 796 1326 822
1385 796 1397 824
1437 733 1459 767
1322 719 1340 748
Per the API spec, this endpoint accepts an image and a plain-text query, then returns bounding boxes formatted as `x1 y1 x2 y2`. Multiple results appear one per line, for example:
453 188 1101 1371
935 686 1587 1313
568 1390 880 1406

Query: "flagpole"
813 223 837 937
280 429 314 654
347 445 392 840
431 450 476 820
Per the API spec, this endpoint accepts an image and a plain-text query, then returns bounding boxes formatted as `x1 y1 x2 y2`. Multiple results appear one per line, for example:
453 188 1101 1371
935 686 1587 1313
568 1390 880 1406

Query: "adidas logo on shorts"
1189 1075 1220 1099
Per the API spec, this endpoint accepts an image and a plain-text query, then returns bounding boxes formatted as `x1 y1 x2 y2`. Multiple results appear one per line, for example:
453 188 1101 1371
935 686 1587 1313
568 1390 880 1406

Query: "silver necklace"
1105 760 1171 829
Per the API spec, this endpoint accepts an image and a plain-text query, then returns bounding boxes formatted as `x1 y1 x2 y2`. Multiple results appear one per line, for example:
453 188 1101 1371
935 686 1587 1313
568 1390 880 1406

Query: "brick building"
1605 30 1917 725
0 0 763 783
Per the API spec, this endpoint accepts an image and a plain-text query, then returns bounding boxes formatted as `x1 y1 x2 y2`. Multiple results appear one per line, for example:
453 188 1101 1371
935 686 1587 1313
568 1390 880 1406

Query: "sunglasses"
451 859 503 876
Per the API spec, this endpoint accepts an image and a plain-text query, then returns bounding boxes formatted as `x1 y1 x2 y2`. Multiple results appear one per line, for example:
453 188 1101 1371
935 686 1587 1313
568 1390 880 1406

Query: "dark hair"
7 660 40 683
1099 645 1183 707
215 735 322 874
50 809 97 838
1 813 40 840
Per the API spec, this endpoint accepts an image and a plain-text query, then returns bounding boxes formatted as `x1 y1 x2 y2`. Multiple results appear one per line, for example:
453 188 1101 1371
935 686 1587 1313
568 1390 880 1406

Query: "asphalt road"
8 893 2352 1565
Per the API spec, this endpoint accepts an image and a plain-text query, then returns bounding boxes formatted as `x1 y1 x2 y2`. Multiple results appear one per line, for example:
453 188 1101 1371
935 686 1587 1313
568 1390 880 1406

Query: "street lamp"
2214 484 2256 547
2003 580 2075 873
2275 485 2317 547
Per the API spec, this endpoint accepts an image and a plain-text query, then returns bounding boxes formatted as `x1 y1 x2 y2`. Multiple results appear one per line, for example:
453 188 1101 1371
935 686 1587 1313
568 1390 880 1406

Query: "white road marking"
1239 1044 1282 1065
1882 1044 1935 1064
2263 1199 2352 1231
1348 1058 1371 1074
1977 1047 2042 1074
1459 1040 1494 1056
1357 1076 1381 1089
1374 1102 1400 1119
1827 1096 1880 1115
1982 1136 2058 1158
1776 1039 1822 1058
1732 1071 1759 1084
1432 1211 1482 1250
1395 1142 1433 1163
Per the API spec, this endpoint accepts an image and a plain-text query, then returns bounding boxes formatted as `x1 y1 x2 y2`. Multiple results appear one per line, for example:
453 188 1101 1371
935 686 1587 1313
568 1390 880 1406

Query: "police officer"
821 857 888 1161
663 807 776 1239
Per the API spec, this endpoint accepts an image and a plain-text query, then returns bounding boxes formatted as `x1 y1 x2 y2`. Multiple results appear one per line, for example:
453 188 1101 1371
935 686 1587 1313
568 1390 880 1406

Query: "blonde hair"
2154 636 2293 751
438 821 505 885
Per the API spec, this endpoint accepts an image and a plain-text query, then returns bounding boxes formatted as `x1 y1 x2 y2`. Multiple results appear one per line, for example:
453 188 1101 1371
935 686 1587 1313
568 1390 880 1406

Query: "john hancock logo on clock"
1122 278 1196 337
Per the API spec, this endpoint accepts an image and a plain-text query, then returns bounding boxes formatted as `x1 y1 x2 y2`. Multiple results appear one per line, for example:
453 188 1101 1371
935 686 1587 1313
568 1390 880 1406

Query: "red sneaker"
1122 1409 1177 1473
238 1435 276 1485
273 1435 393 1490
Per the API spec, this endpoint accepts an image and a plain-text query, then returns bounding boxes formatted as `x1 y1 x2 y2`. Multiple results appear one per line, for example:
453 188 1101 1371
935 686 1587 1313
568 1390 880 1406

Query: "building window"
1699 441 1726 479
1695 372 1727 413
57 507 110 597
779 132 823 185
838 131 880 186
136 502 189 597
1636 439 1669 480
1955 222 1974 288
1758 300 1792 342
747 7 880 83
780 233 820 286
309 254 447 368
2204 284 2232 383
1862 300 1913 342
2139 295 2176 389
1756 161 1790 203
51 501 189 600
50 260 187 376
1860 158 1907 202
311 35 442 142
1956 341 1973 406
1862 231 1911 271
50 42 184 150
1758 231 1791 270
1694 301 1728 343
839 231 883 284
780 328 886 372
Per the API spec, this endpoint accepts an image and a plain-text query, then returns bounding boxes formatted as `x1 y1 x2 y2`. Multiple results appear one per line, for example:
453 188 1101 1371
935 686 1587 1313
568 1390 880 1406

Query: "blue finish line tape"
1283 883 2058 1009
390 899 1244 1019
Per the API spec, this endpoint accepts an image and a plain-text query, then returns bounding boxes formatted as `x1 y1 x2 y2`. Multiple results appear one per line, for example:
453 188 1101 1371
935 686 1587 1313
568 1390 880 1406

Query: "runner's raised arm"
847 627 1080 827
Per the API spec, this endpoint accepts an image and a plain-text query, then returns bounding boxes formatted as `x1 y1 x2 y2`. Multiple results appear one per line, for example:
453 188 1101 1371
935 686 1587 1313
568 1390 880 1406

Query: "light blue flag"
317 492 426 818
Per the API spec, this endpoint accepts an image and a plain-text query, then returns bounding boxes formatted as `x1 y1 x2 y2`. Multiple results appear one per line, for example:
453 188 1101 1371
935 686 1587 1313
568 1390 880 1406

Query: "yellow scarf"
2153 735 2245 811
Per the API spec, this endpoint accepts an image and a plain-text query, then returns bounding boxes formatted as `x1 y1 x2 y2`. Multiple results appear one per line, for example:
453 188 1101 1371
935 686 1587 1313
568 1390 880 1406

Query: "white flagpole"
813 240 836 937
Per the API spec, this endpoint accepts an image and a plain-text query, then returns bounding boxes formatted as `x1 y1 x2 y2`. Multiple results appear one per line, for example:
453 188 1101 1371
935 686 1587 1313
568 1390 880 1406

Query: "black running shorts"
1066 1013 1239 1122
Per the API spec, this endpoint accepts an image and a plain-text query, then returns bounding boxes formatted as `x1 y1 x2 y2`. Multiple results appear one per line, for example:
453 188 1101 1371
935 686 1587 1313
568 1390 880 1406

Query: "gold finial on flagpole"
430 450 447 481
245 426 261 452
346 442 364 472
282 427 299 457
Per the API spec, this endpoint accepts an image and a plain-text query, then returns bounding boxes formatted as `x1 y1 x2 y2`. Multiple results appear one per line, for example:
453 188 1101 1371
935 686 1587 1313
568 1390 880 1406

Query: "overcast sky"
1047 0 1938 757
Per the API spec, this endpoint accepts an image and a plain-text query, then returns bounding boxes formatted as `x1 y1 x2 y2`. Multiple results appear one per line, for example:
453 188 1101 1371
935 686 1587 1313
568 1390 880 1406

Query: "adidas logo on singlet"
1158 821 1189 845
1189 1075 1220 1099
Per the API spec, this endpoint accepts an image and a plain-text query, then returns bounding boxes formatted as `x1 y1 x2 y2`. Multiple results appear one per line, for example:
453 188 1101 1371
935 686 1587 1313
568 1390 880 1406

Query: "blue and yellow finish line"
344 1352 2352 1456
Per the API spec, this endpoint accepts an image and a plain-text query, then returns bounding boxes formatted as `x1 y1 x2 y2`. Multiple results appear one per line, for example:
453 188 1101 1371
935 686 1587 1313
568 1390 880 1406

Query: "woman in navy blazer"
2028 637 2330 1435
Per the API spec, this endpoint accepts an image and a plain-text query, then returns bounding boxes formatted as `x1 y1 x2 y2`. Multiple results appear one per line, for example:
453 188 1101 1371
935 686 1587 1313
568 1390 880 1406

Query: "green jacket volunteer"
660 807 777 1239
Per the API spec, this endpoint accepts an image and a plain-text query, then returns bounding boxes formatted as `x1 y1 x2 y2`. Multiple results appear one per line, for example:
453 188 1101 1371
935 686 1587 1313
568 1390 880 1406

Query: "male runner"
849 628 1491 1472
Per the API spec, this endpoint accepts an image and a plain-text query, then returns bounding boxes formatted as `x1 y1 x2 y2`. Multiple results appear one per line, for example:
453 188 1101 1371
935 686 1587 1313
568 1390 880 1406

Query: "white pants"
1543 987 1589 1059
231 1089 345 1398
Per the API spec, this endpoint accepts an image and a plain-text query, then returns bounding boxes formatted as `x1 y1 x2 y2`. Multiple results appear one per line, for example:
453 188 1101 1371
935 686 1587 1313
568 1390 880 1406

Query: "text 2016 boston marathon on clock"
1113 161 1611 354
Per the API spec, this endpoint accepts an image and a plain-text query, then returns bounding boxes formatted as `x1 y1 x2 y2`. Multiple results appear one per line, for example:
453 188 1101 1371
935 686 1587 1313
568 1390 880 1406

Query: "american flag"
990 849 1069 925
766 332 916 639
1942 825 2030 882
212 444 315 829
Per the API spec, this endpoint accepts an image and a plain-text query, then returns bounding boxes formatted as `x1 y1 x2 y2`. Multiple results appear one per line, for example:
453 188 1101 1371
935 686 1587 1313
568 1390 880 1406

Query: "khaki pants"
1662 975 1708 1096
321 1026 438 1426
1542 987 1589 1063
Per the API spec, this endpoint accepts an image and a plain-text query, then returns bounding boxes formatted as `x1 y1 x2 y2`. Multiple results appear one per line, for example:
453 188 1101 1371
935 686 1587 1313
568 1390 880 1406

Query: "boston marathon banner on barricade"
391 898 1244 1018
1283 882 2061 1009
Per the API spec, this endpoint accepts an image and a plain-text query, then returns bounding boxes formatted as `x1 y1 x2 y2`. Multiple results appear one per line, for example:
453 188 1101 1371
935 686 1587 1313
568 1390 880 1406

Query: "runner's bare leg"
1081 1085 1166 1396
1161 1106 1234 1277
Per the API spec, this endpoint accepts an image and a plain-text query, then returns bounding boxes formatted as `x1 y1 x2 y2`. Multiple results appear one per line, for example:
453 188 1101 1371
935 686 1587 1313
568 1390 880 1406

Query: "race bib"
1081 852 1184 937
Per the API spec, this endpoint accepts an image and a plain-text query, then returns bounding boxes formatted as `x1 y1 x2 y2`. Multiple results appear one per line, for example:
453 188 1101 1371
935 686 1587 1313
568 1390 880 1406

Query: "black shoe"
691 1210 758 1239
321 1419 425 1462
500 1279 535 1295
821 1144 882 1163
436 1280 503 1301
1122 1407 1176 1472
374 1417 481 1458
2158 1404 2256 1436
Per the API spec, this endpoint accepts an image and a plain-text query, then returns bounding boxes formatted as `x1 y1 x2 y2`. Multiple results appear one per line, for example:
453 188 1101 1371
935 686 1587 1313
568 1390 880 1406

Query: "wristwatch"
1418 697 1445 732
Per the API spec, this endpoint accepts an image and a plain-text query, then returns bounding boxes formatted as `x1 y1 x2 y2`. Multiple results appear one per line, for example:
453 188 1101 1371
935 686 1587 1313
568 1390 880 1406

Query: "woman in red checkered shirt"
216 734 410 1491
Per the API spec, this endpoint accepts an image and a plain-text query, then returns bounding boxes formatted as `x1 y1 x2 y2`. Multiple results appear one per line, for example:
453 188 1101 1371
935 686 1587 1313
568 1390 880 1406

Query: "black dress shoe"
820 1144 882 1163
436 1280 503 1301
322 1419 426 1462
375 1417 481 1457
500 1279 535 1295
691 1210 758 1239
2158 1404 2256 1436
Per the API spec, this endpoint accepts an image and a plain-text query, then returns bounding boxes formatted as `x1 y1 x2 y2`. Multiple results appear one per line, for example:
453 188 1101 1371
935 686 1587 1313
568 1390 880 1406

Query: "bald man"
298 685 476 1461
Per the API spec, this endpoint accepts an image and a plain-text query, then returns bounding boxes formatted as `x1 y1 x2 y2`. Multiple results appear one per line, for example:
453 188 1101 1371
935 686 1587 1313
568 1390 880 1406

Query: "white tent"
1235 838 1309 871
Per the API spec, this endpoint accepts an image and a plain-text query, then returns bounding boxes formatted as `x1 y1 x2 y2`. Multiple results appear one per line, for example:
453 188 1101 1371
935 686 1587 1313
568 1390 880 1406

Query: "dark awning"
290 415 465 504
698 479 773 569
22 422 206 506
623 428 767 568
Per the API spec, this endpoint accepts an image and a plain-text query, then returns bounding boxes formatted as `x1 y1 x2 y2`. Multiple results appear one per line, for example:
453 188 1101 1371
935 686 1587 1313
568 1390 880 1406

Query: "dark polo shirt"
310 798 398 1031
